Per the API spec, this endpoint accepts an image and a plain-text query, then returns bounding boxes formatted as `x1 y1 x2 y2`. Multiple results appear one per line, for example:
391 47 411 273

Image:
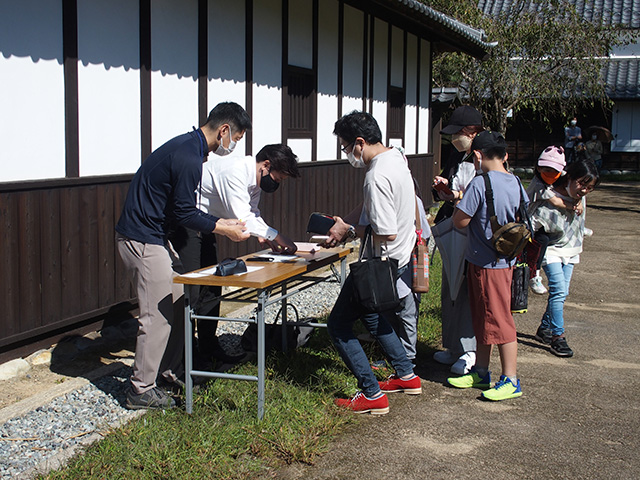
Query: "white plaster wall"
77 0 141 176
287 138 313 163
207 0 248 156
342 4 365 126
317 0 340 161
0 0 65 182
404 34 418 155
289 0 313 69
151 0 199 150
390 26 403 88
418 39 431 154
252 0 283 152
371 18 388 145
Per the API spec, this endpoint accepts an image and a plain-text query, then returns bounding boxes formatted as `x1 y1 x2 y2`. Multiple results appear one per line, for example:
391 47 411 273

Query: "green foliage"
426 0 635 133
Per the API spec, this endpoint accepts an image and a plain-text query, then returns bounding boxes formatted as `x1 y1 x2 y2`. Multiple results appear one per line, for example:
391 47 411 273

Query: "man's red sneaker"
334 392 389 415
378 374 422 394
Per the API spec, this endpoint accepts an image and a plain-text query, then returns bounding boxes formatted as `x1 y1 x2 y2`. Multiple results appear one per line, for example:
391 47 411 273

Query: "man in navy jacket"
116 102 252 410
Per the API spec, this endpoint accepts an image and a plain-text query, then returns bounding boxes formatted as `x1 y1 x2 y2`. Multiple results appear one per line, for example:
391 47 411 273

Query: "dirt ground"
270 181 640 480
2 182 639 480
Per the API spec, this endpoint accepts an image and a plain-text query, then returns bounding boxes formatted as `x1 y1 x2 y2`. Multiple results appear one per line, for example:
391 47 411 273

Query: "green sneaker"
482 375 523 401
446 367 491 390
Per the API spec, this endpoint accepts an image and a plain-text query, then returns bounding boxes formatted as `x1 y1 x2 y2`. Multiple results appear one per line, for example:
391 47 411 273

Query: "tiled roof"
604 58 640 98
379 0 496 58
477 0 639 28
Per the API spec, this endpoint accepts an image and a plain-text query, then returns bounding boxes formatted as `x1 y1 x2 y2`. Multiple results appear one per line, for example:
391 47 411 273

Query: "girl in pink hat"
526 146 582 298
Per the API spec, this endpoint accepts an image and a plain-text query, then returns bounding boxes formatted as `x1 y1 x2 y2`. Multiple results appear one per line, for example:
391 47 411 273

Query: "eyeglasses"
341 142 354 153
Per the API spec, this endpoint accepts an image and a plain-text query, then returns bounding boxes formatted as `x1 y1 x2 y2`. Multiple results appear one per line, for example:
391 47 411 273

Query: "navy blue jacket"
116 129 219 245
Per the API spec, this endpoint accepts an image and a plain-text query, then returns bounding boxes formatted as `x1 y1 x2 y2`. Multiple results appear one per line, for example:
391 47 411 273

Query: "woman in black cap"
432 105 484 376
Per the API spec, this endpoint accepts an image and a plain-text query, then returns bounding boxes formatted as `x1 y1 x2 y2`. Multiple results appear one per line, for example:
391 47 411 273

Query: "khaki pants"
116 234 185 394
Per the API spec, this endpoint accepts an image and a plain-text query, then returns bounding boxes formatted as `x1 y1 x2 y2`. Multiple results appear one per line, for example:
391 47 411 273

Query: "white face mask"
452 133 473 153
570 120 578 126
215 127 236 156
347 143 366 168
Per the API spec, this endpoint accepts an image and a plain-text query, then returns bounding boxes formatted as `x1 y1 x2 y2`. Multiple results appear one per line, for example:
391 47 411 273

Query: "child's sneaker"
334 392 389 415
446 367 491 390
534 326 552 344
550 336 574 357
482 375 522 401
529 275 547 295
584 227 593 237
378 374 422 394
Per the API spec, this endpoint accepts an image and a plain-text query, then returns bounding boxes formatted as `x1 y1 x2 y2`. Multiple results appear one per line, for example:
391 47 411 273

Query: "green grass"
42 256 444 480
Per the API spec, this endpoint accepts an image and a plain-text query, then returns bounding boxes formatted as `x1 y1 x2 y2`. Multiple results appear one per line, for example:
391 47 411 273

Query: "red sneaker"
334 392 389 415
378 374 422 394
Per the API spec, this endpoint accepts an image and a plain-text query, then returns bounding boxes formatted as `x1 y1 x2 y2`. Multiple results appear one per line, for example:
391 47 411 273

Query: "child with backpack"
446 131 529 401
527 146 582 295
530 159 600 357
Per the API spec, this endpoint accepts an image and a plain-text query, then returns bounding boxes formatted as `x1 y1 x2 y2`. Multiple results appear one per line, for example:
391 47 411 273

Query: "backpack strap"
482 173 502 234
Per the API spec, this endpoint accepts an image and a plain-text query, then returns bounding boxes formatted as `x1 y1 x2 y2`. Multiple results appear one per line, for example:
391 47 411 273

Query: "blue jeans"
541 262 575 336
327 272 414 398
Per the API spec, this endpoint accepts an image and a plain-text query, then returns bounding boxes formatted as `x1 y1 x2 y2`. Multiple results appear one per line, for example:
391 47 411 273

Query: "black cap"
440 105 483 135
471 130 507 151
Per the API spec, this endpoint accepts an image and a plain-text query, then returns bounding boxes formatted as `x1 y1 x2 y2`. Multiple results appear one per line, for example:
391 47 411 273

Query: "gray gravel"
0 276 342 479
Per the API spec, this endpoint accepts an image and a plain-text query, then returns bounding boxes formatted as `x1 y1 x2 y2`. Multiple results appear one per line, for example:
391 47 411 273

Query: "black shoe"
126 386 176 410
534 326 552 344
550 337 574 357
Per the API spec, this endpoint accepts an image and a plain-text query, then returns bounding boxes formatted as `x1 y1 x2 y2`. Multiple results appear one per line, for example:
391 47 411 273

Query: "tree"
427 0 636 134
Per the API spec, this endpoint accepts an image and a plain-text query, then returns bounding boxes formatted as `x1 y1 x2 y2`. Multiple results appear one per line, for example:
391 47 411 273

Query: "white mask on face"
452 133 473 153
570 120 577 126
215 127 236 156
347 143 366 168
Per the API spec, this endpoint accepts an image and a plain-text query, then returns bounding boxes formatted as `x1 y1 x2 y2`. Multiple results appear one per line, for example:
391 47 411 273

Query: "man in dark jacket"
116 102 252 410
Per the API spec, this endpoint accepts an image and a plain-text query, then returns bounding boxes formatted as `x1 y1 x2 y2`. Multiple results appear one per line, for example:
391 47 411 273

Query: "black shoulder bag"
349 226 400 313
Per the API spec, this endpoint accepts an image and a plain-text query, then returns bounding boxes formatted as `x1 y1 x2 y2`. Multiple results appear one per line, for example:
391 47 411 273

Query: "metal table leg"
257 289 267 420
340 256 347 287
281 283 288 353
184 289 194 414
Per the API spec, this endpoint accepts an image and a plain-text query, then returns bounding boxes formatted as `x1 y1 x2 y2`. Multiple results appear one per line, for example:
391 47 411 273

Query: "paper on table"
294 242 322 253
254 253 298 262
180 265 264 278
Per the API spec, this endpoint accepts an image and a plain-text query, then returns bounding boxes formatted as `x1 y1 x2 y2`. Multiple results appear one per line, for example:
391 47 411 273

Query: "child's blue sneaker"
482 375 523 401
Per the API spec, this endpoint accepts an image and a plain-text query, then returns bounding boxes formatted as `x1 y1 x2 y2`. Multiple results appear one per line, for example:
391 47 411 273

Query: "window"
388 86 405 140
286 66 315 137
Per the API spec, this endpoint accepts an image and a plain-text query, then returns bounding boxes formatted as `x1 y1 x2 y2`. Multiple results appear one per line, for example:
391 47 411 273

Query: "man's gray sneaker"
126 386 176 410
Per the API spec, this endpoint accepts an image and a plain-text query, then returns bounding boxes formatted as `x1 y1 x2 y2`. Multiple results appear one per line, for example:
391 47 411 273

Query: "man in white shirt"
323 111 421 415
169 144 300 367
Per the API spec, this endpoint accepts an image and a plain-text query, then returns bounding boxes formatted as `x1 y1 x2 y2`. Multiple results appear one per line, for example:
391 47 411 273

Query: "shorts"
466 263 516 345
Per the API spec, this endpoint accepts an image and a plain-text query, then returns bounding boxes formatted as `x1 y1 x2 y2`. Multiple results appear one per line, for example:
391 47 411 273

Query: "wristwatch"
346 225 357 240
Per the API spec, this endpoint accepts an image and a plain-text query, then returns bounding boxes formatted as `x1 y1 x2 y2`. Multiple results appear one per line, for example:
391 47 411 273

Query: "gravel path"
0 276 342 479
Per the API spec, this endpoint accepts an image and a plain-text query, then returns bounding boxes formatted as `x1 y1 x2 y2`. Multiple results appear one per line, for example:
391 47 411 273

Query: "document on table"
252 253 299 262
180 265 264 278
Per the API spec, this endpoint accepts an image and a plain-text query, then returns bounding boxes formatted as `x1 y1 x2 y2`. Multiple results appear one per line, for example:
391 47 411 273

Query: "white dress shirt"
198 155 278 240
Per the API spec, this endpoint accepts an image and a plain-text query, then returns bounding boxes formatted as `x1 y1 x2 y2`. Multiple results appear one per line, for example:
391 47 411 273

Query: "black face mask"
260 170 280 193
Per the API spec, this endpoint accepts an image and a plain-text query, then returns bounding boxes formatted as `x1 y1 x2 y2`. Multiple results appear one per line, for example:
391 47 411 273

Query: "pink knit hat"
537 146 566 172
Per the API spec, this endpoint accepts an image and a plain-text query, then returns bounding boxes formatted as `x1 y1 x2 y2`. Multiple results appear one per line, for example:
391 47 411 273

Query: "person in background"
585 133 603 170
447 131 528 401
323 111 422 415
530 159 600 357
170 144 301 367
432 105 484 375
115 102 251 410
564 117 582 164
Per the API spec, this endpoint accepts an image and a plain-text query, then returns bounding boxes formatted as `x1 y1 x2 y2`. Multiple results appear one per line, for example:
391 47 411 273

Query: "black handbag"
350 226 400 313
214 258 247 276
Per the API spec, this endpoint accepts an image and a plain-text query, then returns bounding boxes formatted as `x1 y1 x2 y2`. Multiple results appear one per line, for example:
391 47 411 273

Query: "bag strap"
358 225 374 261
483 173 530 233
